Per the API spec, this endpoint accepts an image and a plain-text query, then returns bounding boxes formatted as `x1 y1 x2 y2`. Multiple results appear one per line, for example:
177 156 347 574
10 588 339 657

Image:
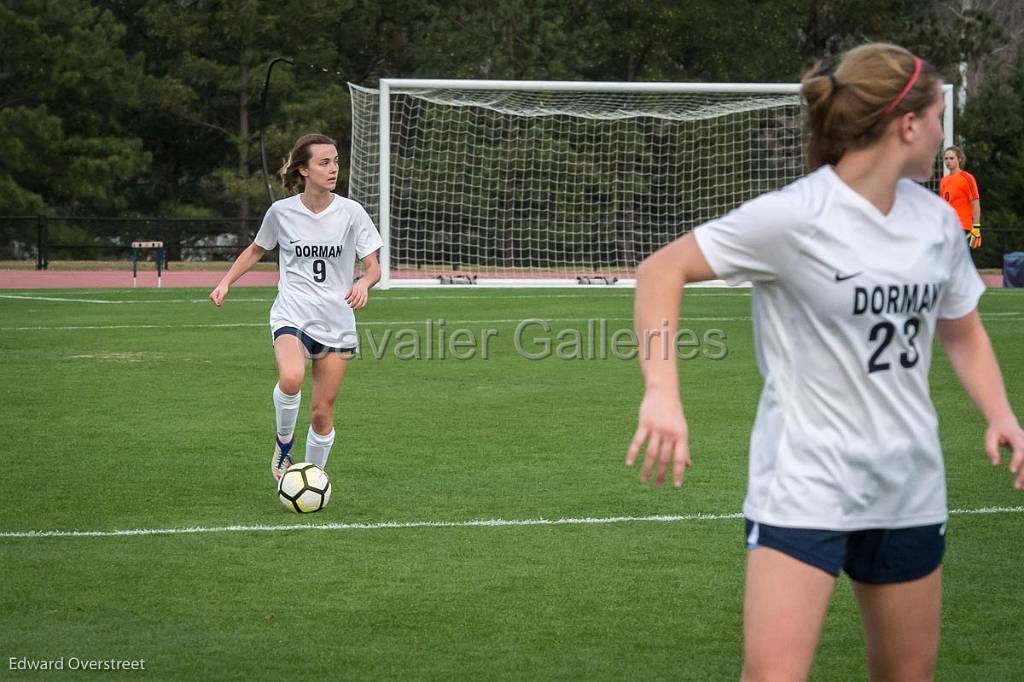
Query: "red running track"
0 270 278 289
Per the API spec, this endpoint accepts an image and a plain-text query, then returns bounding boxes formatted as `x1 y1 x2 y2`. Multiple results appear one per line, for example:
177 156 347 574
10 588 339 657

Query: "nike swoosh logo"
289 239 300 244
834 271 863 282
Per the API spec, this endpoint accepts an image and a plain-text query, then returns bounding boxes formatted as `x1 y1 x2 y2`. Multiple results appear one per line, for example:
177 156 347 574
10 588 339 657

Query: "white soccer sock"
305 426 335 469
273 383 301 443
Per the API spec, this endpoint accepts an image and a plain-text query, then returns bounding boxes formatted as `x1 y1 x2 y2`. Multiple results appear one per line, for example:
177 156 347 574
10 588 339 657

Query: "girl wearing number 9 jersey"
626 43 1024 680
210 134 383 481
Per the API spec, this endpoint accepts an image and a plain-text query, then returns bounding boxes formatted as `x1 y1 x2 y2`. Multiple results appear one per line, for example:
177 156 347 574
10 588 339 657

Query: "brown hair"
278 133 337 192
944 145 966 167
801 43 941 170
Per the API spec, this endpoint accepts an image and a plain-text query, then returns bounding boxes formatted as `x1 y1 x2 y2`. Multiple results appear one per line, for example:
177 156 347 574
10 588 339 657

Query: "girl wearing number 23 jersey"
626 44 1024 680
210 134 382 482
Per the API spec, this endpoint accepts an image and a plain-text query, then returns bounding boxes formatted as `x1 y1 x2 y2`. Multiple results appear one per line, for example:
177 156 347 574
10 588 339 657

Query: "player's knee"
278 371 304 395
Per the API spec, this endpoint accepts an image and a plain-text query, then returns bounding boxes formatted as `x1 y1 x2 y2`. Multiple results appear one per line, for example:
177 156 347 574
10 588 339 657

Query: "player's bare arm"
210 243 267 306
937 311 1024 488
345 251 380 310
627 233 716 489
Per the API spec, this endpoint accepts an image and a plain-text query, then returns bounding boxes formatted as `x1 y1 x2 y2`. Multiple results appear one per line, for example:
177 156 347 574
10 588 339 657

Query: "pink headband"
882 56 922 115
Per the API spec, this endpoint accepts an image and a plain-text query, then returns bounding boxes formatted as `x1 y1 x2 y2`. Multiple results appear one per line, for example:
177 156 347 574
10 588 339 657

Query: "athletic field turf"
0 287 1021 680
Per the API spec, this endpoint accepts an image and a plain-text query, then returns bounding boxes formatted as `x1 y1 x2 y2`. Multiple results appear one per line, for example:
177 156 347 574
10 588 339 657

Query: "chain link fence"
0 216 267 269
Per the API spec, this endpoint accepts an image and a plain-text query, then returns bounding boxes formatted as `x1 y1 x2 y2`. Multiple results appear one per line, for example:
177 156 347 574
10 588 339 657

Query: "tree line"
3 0 1023 251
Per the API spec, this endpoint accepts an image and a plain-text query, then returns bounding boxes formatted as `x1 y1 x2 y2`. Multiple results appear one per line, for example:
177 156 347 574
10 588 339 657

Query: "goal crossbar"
379 79 802 94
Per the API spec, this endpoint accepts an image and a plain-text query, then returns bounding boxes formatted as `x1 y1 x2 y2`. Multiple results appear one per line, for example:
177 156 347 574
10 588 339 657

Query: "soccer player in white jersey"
209 133 383 481
626 43 1024 680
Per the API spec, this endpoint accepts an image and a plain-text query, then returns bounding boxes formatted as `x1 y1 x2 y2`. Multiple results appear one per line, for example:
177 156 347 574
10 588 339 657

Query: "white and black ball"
277 462 332 513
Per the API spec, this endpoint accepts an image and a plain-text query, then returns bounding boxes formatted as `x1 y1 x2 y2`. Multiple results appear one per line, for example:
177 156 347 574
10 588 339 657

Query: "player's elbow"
246 243 266 261
636 256 679 293
635 253 662 283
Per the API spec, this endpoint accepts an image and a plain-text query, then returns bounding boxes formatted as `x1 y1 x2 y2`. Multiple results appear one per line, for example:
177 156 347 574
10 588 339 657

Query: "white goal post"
349 80 954 288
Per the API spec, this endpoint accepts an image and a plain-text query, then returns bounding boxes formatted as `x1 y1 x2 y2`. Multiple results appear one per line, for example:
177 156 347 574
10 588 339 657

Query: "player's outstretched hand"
345 281 370 310
209 283 229 307
985 414 1024 490
627 387 691 489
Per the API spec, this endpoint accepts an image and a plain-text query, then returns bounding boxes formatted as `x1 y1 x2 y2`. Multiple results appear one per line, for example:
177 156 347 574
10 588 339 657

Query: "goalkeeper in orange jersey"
940 145 982 248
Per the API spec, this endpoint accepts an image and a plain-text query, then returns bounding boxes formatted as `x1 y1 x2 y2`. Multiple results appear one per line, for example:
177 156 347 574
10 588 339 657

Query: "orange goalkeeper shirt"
939 170 979 231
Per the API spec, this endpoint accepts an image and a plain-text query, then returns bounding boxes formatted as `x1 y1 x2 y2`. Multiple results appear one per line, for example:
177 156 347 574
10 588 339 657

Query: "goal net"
348 80 949 287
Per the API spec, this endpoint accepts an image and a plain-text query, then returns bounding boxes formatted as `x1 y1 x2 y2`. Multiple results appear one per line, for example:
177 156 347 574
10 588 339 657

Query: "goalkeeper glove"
969 224 982 250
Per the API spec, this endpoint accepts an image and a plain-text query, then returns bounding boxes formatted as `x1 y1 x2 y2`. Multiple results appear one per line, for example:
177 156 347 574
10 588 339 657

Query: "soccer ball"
277 462 332 513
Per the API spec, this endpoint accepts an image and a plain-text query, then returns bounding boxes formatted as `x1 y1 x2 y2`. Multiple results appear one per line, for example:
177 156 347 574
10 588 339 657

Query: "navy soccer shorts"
744 518 945 584
273 326 356 358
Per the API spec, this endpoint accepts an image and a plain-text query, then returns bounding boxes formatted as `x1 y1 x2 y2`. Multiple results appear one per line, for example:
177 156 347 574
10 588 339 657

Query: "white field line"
1 506 1020 540
0 294 126 304
4 312 1024 332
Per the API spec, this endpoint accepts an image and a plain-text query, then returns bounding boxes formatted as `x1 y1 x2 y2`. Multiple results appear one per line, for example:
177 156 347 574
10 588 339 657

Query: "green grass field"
0 286 1021 681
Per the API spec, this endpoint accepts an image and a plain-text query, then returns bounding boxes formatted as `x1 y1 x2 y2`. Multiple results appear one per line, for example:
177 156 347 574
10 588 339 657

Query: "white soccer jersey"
694 166 985 530
254 194 383 350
